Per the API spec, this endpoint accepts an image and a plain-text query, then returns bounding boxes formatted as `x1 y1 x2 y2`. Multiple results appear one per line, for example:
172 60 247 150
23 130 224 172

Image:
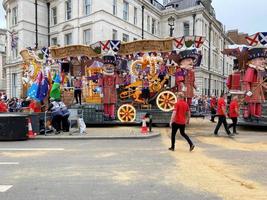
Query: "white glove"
100 93 104 98
116 84 119 89
246 91 253 97
169 122 172 128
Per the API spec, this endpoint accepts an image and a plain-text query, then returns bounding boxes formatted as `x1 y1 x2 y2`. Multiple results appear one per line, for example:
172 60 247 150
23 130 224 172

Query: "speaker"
61 62 70 73
0 114 28 141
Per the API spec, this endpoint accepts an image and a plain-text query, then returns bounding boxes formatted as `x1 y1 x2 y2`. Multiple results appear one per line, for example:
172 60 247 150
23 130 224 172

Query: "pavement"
35 126 160 140
0 118 267 200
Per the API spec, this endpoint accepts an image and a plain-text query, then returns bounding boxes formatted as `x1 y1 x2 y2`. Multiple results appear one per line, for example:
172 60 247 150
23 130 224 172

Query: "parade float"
20 36 204 125
223 32 267 126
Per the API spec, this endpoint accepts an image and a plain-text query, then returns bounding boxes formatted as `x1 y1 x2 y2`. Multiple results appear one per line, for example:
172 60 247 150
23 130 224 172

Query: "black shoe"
228 133 235 137
168 147 174 151
214 133 219 137
55 131 61 135
190 145 195 152
234 132 239 135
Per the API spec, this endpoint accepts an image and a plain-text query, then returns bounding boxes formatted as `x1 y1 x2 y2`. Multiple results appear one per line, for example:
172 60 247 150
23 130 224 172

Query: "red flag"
245 33 259 46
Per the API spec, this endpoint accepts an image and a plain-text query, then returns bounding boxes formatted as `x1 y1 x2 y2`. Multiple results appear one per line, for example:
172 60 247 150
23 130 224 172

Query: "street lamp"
168 16 175 37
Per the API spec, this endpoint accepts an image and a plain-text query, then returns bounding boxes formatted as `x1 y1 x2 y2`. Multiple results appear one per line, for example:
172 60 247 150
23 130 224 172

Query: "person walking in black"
47 98 62 134
169 92 195 152
214 93 234 137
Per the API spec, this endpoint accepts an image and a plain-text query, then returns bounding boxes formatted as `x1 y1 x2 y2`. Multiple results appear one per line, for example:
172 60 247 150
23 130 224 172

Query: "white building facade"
0 28 7 93
2 0 233 98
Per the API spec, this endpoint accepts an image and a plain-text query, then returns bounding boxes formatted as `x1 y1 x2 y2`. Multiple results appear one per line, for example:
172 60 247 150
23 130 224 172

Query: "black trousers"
214 115 231 135
228 117 238 133
74 89 82 105
171 123 193 149
61 115 70 132
210 108 216 121
52 115 62 132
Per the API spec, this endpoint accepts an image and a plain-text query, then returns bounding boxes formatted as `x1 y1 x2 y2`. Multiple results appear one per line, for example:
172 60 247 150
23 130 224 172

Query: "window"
157 21 160 35
122 33 129 42
113 0 117 15
51 37 58 45
12 7 18 26
134 7 137 25
64 33 72 45
84 0 92 15
152 18 156 35
83 29 91 45
147 16 150 32
183 22 190 36
12 46 18 59
112 29 118 40
123 1 129 21
12 73 18 98
65 0 72 20
51 7 57 25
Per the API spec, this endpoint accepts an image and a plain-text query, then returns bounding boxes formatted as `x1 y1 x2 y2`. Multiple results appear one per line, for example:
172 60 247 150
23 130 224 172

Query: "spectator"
0 98 7 112
73 76 82 105
8 98 17 112
29 99 41 113
59 101 70 132
47 98 63 134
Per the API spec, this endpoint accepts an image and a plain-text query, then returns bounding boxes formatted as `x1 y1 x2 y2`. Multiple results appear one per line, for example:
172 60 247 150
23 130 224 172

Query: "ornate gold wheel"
117 104 136 122
156 91 177 112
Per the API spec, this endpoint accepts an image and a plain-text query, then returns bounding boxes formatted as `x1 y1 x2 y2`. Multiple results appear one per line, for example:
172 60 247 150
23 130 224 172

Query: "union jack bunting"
245 33 259 46
194 36 205 48
110 40 121 52
258 32 267 45
99 40 110 53
173 37 184 49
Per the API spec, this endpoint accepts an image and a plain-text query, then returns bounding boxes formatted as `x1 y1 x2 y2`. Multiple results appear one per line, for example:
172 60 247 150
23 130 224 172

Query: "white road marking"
0 162 19 165
0 185 13 192
0 148 64 151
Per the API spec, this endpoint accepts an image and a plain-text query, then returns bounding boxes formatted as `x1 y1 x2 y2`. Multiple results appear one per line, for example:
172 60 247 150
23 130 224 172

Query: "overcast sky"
0 0 266 35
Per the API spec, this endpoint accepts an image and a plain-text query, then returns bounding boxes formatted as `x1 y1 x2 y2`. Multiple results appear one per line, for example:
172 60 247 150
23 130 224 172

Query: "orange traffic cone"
28 118 36 139
141 116 148 135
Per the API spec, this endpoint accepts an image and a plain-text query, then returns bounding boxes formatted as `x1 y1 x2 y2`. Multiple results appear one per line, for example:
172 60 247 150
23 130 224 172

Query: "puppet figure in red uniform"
226 59 242 92
243 48 267 118
178 49 199 107
100 53 119 120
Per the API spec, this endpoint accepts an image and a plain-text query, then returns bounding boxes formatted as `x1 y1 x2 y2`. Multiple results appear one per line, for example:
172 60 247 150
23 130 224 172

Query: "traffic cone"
28 118 36 139
141 116 148 135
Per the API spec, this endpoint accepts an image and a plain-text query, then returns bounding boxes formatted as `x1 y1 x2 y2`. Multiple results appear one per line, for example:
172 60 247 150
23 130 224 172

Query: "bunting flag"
184 36 195 48
27 82 39 99
99 40 110 53
11 32 18 49
173 37 184 49
245 33 259 46
90 42 102 54
41 47 50 59
258 32 267 45
194 36 205 48
110 40 121 52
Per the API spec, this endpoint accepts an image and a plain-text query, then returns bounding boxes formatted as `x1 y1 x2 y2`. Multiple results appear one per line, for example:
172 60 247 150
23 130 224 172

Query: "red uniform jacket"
184 70 195 98
243 66 265 103
100 74 119 104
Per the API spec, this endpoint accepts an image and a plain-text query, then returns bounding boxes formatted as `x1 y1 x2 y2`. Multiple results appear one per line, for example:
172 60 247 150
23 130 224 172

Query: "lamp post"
168 16 175 37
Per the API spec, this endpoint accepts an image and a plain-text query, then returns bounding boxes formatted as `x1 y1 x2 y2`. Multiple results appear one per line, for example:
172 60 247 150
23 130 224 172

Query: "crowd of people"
0 93 70 135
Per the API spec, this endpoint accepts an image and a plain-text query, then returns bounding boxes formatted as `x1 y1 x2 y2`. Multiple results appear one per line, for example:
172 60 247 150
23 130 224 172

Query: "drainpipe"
142 5 144 39
208 21 212 96
35 0 38 49
192 13 196 35
47 2 50 47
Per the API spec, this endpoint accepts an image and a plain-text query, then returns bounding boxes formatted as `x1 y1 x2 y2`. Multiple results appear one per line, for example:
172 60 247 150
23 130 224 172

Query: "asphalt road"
0 119 266 200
